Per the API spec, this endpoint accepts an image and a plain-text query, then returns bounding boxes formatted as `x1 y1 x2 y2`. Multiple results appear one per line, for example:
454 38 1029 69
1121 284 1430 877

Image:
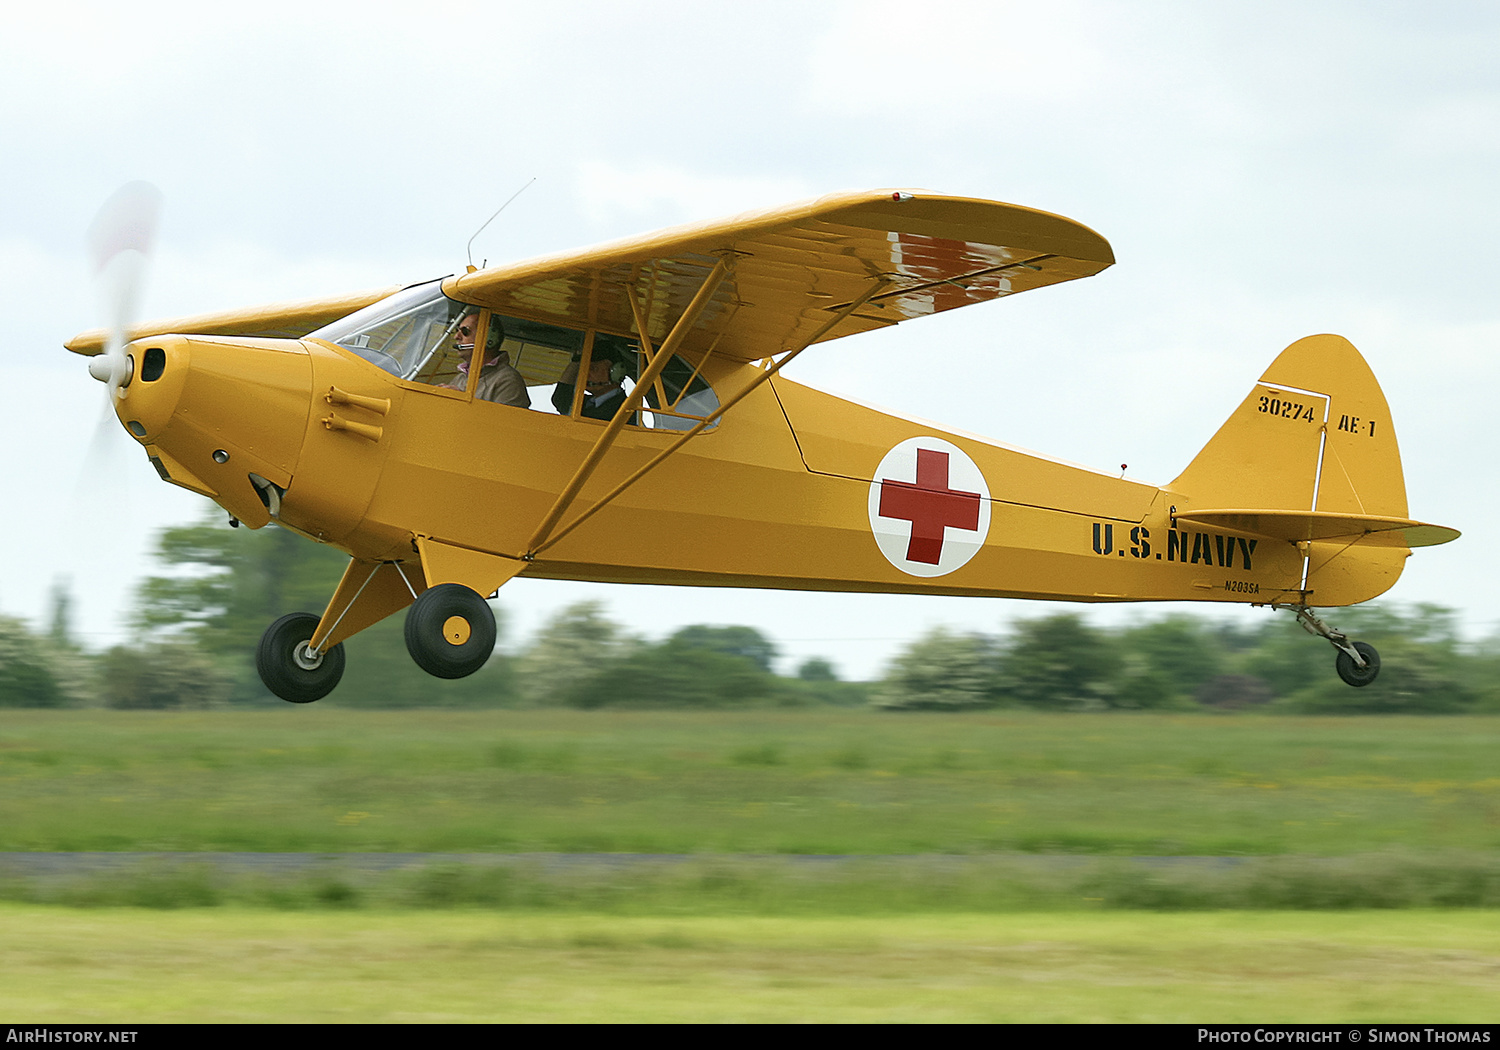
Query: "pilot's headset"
592 347 630 386
481 315 506 354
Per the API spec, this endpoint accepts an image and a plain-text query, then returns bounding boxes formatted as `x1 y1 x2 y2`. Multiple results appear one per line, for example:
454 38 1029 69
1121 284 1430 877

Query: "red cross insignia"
867 437 991 577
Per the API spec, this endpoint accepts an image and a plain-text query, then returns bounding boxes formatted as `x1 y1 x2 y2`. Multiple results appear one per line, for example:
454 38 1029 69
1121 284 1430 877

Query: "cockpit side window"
497 315 586 382
314 289 722 428
531 323 720 430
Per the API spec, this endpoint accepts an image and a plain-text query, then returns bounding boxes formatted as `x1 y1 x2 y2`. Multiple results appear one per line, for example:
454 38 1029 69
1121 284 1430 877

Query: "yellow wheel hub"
442 615 472 646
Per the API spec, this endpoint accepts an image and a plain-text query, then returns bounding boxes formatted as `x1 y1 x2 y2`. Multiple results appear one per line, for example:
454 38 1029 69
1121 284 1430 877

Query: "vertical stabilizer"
1169 335 1410 605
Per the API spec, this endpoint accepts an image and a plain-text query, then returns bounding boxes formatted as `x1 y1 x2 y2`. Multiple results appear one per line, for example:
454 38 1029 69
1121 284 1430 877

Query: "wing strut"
529 275 893 557
525 255 733 554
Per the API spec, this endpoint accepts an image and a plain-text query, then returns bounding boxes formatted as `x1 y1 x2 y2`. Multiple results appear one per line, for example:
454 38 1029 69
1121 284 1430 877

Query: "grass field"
4 710 1497 1022
2 906 1496 1022
1 709 1497 855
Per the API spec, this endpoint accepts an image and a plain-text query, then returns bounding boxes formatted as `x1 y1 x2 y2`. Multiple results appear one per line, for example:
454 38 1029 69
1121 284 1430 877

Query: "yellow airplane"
67 187 1459 702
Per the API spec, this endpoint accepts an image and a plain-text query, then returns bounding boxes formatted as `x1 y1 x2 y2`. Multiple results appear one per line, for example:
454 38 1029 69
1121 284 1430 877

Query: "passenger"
552 349 634 423
451 313 530 408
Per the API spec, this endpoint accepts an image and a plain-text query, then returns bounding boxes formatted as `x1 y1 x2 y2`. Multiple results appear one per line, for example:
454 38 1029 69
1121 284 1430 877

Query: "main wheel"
256 612 346 703
404 583 496 679
1335 640 1380 688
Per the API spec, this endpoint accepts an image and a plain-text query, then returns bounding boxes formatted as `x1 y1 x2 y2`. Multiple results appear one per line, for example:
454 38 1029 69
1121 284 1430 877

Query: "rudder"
1169 334 1410 605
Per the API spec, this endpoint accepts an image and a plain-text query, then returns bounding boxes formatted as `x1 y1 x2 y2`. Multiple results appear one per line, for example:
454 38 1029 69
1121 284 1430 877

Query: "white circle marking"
867 437 991 578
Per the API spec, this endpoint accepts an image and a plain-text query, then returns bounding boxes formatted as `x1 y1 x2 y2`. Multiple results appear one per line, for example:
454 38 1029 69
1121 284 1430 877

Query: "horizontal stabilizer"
1175 509 1460 549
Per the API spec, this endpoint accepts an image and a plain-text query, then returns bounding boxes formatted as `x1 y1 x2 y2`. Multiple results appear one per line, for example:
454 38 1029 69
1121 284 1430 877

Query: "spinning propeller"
85 181 162 398
74 181 164 513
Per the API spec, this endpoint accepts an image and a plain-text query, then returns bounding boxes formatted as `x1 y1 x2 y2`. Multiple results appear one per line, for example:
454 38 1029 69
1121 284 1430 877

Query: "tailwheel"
256 612 346 703
1335 640 1381 688
1291 606 1381 688
404 583 496 679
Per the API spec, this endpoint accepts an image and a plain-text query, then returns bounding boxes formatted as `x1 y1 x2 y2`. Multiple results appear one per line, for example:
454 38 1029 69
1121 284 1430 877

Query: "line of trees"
2 510 1496 713
873 606 1497 714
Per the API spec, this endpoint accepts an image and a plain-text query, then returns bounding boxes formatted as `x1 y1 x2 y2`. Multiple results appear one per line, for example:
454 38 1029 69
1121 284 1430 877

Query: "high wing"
444 189 1115 362
65 286 403 356
65 191 1113 361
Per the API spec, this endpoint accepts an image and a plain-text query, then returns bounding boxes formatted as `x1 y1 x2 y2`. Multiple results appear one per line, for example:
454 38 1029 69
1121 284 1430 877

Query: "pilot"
552 348 634 423
452 312 530 408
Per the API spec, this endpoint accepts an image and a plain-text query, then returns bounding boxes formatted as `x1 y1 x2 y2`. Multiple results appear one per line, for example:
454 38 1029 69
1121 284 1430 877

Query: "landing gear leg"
1291 606 1380 688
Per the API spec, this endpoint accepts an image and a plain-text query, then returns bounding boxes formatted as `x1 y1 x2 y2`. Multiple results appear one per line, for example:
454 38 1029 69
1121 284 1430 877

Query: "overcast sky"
1 0 1494 677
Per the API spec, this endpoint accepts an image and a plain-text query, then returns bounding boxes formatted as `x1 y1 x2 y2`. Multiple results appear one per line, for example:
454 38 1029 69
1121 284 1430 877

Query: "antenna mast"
466 177 537 271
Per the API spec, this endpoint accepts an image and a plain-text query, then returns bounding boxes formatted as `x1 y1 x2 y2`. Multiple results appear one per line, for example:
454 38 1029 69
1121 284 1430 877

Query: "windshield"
309 281 465 379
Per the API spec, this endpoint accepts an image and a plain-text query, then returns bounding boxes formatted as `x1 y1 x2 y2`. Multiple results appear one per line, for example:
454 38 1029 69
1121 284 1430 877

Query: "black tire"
404 583 496 679
256 612 346 703
1335 640 1380 688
